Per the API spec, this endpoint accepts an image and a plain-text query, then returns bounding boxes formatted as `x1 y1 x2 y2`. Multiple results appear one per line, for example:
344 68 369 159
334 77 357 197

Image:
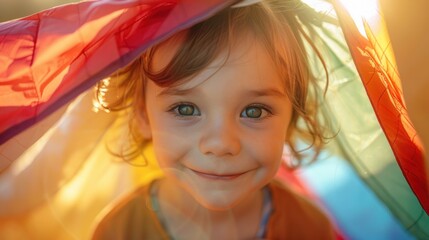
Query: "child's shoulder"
91 180 168 240
266 180 336 239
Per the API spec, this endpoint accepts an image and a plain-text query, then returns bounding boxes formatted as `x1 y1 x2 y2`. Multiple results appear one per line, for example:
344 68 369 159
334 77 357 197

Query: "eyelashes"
168 102 273 119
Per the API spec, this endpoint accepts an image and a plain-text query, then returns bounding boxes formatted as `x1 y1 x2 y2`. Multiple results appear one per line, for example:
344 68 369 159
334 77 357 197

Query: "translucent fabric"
0 0 427 239
0 0 236 146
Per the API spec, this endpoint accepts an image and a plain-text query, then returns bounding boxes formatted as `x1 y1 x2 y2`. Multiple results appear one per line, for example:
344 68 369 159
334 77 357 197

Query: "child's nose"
198 117 241 157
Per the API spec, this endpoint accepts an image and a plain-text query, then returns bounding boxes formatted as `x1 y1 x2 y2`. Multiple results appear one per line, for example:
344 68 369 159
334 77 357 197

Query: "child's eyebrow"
246 88 286 98
157 87 194 97
157 88 286 98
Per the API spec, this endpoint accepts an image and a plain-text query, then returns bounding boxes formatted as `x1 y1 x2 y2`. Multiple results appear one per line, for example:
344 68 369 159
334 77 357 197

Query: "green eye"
175 104 200 116
178 105 194 115
243 107 262 118
241 105 271 119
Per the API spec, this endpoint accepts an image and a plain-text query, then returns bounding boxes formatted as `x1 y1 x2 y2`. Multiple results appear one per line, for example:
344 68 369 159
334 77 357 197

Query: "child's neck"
156 178 263 239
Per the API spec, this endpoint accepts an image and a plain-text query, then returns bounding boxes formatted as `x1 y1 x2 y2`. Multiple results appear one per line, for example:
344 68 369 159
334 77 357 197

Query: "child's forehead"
153 35 285 94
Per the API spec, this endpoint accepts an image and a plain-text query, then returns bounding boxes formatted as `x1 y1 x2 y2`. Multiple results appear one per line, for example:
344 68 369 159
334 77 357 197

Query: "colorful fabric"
0 0 428 239
0 0 235 145
333 0 428 218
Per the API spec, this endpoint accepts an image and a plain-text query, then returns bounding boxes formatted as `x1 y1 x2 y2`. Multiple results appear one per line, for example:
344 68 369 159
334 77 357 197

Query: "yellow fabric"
0 91 143 240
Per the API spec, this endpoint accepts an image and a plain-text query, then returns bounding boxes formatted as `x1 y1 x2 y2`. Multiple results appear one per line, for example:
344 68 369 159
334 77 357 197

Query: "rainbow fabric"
0 0 427 239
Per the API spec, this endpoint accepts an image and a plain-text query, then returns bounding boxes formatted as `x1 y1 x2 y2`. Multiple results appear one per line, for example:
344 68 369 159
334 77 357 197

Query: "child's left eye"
240 105 271 119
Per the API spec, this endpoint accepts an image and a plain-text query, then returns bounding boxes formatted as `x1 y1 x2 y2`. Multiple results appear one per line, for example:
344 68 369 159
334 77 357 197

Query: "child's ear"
135 110 152 140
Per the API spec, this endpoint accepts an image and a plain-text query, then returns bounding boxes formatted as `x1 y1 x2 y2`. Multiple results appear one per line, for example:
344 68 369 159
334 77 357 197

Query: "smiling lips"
190 169 245 180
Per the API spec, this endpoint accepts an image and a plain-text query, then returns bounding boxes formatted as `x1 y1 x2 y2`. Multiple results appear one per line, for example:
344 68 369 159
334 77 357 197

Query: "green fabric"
298 4 429 238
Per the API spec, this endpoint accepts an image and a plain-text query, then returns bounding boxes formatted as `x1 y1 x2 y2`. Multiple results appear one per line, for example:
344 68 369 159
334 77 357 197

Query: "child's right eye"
170 103 201 116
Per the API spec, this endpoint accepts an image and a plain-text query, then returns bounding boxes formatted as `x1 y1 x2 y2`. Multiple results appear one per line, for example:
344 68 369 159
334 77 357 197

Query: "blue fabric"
299 150 414 240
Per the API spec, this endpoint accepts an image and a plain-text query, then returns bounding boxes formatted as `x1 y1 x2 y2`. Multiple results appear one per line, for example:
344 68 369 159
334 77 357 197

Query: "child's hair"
96 0 330 167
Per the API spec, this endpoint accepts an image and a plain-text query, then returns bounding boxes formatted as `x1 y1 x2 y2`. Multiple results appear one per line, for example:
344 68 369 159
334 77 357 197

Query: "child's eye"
171 103 201 116
240 105 271 119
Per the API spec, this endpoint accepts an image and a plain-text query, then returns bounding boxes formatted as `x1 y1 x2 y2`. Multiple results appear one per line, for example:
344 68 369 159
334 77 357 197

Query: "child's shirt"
92 179 335 239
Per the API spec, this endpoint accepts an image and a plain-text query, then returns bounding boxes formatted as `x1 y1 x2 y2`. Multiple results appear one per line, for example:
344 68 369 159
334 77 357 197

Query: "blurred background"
0 0 77 22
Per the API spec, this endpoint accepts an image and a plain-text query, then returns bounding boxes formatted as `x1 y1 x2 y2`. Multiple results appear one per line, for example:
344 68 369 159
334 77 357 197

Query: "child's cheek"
150 123 195 169
244 120 287 166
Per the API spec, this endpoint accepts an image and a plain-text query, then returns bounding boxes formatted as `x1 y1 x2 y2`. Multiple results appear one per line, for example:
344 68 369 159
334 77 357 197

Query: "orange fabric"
266 180 336 240
333 0 429 214
92 179 335 239
275 166 345 239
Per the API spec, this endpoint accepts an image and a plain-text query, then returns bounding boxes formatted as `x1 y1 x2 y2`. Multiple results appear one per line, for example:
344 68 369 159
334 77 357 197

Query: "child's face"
140 34 292 210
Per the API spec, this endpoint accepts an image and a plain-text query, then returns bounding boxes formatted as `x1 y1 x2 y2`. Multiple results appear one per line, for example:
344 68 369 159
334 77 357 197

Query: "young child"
92 0 335 239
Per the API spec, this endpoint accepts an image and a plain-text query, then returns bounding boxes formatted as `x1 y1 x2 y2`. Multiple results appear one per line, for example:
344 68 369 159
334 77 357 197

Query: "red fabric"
0 0 235 145
333 1 429 213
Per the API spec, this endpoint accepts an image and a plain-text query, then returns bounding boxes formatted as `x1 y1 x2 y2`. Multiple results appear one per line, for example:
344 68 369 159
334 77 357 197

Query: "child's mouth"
189 169 244 180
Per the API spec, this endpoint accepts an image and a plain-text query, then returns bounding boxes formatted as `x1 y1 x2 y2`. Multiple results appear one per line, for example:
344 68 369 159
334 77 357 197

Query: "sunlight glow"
304 0 381 38
338 0 380 37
